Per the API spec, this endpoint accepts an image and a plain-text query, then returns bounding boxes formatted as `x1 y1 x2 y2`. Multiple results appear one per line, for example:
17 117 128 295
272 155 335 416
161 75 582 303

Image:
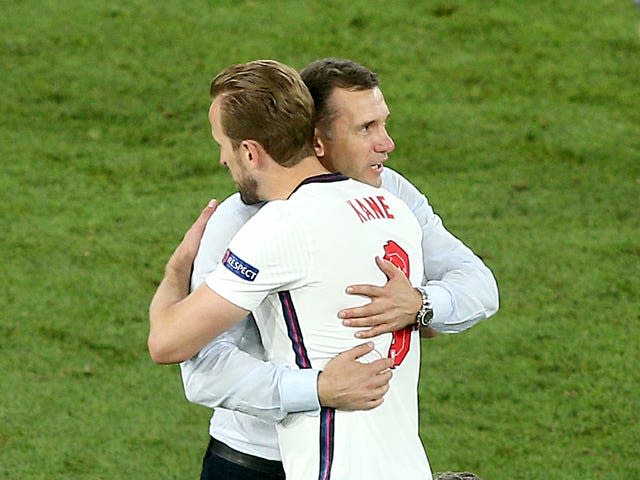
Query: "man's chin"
239 193 262 205
366 170 383 187
351 169 383 188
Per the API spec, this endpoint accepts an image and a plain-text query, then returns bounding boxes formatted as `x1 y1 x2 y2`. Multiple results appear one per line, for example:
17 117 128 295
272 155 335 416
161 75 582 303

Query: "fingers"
375 255 402 278
183 199 218 239
170 199 219 270
343 257 400 298
339 302 386 321
358 363 393 410
354 324 396 339
369 357 394 375
194 199 218 228
204 198 219 215
339 341 375 360
339 292 388 321
344 283 384 298
362 398 384 410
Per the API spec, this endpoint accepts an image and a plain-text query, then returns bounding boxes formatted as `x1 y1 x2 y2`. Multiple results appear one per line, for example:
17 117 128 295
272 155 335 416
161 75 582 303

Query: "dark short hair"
210 60 315 167
300 58 379 130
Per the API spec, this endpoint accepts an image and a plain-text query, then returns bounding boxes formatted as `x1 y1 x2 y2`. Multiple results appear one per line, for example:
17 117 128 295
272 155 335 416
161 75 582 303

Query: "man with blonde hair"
149 60 431 479
167 58 498 480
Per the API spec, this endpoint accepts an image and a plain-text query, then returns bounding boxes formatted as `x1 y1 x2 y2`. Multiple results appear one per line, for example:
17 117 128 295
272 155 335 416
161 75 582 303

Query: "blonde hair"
210 60 316 167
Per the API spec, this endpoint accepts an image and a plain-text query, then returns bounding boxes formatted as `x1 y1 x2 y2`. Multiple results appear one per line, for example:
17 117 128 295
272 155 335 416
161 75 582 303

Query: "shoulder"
199 193 264 251
380 167 420 197
380 166 402 186
250 199 290 221
235 200 305 244
213 193 263 224
192 194 263 288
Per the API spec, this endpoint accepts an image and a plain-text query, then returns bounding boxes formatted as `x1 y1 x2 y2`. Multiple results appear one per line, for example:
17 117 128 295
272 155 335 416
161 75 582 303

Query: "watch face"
420 306 433 326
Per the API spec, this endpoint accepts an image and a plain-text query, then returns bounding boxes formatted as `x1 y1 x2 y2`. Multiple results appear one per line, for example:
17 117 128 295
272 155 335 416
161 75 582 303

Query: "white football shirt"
206 173 430 480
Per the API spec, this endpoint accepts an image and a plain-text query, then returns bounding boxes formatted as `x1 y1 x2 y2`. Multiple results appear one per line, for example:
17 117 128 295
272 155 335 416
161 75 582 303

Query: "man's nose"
375 129 395 153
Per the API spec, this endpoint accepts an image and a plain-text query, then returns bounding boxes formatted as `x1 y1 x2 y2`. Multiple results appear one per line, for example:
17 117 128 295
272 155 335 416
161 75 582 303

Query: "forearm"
149 271 248 364
425 245 499 333
180 331 394 420
176 194 321 421
381 168 499 333
184 359 319 423
148 200 222 364
180 319 320 422
148 263 197 363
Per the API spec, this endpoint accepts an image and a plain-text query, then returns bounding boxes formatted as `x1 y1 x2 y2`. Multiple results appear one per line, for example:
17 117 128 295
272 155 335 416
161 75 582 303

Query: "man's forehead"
329 86 389 119
208 98 223 141
208 97 221 118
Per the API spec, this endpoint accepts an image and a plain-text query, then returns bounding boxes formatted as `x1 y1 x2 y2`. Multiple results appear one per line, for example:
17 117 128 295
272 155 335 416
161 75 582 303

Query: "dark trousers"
200 437 286 480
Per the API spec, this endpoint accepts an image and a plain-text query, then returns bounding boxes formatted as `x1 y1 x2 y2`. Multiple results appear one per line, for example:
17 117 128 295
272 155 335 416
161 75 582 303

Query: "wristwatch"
414 286 434 329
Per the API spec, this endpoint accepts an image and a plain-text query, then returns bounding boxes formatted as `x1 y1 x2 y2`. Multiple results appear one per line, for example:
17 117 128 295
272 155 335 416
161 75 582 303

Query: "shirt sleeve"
190 193 262 290
180 320 320 423
180 194 320 422
205 201 312 311
381 168 500 333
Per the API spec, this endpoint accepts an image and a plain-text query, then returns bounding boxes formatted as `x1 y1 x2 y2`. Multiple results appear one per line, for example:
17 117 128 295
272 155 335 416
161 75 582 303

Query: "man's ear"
313 128 326 158
240 140 263 168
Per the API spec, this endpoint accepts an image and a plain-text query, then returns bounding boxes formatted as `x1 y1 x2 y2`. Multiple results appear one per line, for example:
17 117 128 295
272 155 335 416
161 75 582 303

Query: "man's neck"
261 156 330 201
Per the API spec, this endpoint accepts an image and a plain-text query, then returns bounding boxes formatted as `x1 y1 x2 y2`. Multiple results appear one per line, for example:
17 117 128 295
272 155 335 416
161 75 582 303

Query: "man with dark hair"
172 58 499 479
149 59 431 479
301 57 378 122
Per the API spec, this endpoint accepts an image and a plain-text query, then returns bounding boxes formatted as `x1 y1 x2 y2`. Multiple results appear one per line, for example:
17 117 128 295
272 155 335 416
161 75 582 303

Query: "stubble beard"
237 175 261 205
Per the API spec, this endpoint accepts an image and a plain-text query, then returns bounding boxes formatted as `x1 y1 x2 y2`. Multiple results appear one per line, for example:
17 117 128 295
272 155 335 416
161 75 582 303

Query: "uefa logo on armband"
222 249 259 281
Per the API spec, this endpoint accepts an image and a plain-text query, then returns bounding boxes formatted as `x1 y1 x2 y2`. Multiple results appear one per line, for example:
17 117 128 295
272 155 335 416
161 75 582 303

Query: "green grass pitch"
1 1 638 478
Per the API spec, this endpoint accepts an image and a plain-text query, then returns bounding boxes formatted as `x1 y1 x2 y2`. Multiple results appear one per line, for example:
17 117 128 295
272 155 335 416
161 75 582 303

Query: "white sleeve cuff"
425 283 454 327
279 368 321 415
